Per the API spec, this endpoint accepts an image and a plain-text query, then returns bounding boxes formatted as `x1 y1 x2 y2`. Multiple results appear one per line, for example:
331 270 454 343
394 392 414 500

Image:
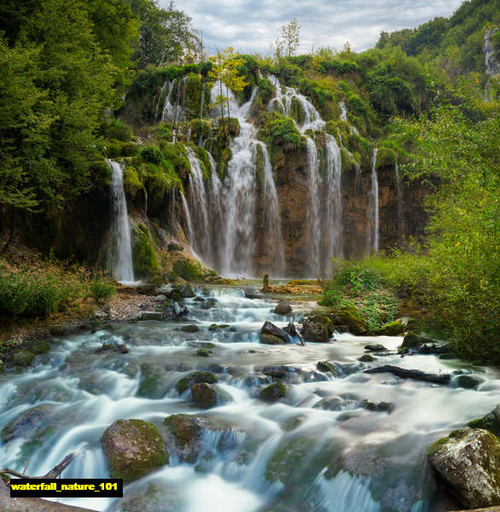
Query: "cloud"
163 0 464 54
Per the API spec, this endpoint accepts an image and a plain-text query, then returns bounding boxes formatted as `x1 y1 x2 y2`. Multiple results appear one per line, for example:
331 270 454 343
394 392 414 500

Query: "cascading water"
484 27 499 77
324 134 343 267
395 163 406 239
306 138 322 277
1 287 499 512
207 84 285 277
185 148 210 259
367 149 379 254
106 159 134 283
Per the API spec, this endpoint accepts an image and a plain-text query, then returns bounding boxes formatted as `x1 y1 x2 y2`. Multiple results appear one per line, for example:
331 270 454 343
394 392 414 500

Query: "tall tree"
274 17 301 59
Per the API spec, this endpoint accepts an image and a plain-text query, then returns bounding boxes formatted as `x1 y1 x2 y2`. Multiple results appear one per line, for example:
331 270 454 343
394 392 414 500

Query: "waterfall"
258 141 285 275
203 84 285 278
181 193 193 243
484 28 499 77
106 159 134 283
367 149 379 254
161 77 188 124
306 137 321 277
185 148 210 261
395 163 406 239
324 134 343 268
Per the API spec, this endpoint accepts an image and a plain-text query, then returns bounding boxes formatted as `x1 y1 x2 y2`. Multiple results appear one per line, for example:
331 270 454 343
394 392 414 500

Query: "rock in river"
260 321 291 345
428 428 500 508
101 419 168 483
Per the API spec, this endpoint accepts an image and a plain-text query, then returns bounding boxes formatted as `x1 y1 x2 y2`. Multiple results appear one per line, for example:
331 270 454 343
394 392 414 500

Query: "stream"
1 287 499 512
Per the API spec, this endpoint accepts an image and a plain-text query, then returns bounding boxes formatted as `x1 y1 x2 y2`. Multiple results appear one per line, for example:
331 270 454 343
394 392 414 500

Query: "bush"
90 276 116 302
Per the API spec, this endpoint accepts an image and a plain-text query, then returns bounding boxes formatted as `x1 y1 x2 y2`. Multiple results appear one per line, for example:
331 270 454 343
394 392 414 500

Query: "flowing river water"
1 287 499 512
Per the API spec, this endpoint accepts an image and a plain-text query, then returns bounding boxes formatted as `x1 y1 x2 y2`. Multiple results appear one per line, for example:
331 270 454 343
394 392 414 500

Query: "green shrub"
171 258 205 281
90 277 116 302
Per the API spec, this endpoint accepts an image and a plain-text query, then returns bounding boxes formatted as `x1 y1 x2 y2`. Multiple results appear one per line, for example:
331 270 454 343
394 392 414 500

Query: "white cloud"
166 0 464 54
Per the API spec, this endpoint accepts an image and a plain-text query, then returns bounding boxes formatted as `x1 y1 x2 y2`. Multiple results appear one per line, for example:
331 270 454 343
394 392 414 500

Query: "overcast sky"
167 0 465 54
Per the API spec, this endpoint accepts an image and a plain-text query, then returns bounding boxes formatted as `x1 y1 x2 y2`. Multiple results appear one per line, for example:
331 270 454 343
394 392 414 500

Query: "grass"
0 260 116 318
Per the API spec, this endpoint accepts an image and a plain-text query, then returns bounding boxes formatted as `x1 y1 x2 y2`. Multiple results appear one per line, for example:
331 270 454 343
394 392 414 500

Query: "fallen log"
0 453 94 512
364 365 451 384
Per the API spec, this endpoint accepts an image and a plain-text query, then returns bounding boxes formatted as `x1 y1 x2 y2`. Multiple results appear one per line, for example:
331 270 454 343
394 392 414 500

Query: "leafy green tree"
208 47 247 132
129 0 203 67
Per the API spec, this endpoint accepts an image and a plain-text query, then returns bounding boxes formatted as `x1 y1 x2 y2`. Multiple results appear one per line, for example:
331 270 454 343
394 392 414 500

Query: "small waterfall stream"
367 149 379 254
484 27 499 77
106 160 134 283
1 287 498 512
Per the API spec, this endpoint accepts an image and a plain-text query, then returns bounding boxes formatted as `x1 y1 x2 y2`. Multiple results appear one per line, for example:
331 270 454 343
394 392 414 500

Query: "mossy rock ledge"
428 428 500 508
101 419 168 483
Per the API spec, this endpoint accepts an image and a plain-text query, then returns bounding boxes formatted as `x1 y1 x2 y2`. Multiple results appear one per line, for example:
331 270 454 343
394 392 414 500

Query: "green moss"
175 371 218 394
196 349 212 357
376 320 405 335
171 257 205 281
101 419 168 483
31 340 50 354
316 361 338 375
12 350 35 367
132 223 161 281
123 166 143 197
260 382 286 401
181 324 200 333
265 438 314 482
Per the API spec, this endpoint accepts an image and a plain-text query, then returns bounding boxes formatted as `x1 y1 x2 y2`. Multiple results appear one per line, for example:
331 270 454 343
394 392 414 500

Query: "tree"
274 18 300 60
207 47 247 133
129 0 203 67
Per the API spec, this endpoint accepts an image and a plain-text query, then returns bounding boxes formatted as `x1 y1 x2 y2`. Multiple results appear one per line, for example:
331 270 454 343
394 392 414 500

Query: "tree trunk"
2 207 15 254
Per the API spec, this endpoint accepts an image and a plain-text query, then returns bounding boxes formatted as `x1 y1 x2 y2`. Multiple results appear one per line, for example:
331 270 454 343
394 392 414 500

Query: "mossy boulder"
132 223 161 281
31 340 50 355
1 405 54 444
12 350 35 367
301 316 332 343
469 405 500 437
428 428 500 508
453 374 485 390
316 361 339 376
260 321 290 344
191 382 218 407
175 371 218 395
376 320 405 336
335 306 368 335
260 382 286 401
101 419 168 483
401 332 422 349
181 324 200 333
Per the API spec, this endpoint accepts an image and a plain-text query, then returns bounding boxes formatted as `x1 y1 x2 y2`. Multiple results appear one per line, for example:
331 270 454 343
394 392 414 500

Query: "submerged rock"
453 374 484 390
316 361 339 376
141 311 164 321
361 399 394 413
260 321 291 344
274 300 293 315
181 324 200 333
364 344 387 352
101 419 168 483
428 428 500 508
1 405 53 444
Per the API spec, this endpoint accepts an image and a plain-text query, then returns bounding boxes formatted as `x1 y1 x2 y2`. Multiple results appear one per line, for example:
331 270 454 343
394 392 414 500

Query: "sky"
167 0 465 55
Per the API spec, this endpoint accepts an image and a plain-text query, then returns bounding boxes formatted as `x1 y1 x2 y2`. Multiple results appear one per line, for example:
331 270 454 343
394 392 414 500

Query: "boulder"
313 397 344 411
316 361 339 376
175 371 218 395
361 399 394 413
274 300 293 316
364 344 387 352
335 306 368 335
101 419 168 483
401 332 422 349
191 382 217 407
244 288 264 299
1 405 53 444
260 382 287 401
428 428 500 508
375 320 406 336
181 324 200 333
12 350 35 367
358 354 374 362
260 321 291 344
453 374 485 390
469 405 500 437
301 316 332 343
